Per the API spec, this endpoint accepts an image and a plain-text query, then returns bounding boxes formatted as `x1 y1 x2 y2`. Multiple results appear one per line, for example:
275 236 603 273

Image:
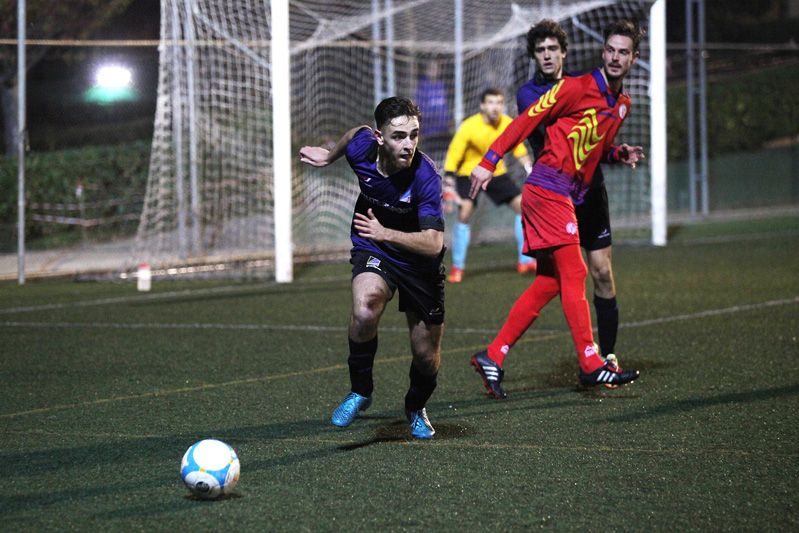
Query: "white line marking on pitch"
0 296 796 419
0 320 506 335
1 296 796 334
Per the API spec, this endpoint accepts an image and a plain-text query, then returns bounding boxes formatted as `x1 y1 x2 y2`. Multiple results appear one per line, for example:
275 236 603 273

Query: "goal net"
133 0 661 278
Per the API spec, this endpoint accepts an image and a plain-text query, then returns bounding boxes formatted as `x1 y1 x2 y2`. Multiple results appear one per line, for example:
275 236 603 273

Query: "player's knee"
560 259 588 283
351 297 382 332
411 348 440 375
590 262 612 286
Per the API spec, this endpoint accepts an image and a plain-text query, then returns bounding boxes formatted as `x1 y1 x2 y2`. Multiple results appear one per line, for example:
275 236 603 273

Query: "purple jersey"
345 128 444 272
517 72 605 188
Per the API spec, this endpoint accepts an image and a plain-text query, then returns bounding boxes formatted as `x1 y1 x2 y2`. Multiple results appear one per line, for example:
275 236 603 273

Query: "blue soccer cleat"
406 408 435 439
331 392 372 427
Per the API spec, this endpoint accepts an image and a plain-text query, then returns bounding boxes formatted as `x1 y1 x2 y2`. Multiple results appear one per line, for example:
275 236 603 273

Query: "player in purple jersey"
516 20 627 382
300 96 445 439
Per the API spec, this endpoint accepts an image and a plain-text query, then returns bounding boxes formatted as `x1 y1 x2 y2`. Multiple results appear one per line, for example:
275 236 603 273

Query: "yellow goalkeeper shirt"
443 113 528 177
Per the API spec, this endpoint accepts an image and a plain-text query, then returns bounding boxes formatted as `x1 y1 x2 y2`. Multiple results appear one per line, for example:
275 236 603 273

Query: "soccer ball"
180 439 240 499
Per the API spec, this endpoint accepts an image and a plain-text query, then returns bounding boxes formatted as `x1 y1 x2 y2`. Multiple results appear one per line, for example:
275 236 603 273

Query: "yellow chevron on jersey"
567 108 605 171
527 79 564 118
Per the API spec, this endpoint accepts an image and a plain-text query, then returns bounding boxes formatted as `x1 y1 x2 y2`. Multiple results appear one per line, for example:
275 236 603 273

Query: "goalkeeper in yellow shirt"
443 88 534 283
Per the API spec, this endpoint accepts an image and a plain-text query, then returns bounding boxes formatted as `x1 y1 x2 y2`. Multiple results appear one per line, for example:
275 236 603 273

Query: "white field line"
4 428 797 458
0 320 519 335
1 296 796 334
0 276 350 316
0 296 796 420
1 225 796 317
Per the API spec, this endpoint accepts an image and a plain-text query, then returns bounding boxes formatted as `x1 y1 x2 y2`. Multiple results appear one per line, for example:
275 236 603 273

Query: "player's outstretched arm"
299 125 370 167
354 208 444 257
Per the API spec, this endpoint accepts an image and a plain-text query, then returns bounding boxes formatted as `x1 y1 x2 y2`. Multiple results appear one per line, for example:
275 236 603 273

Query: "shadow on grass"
605 383 799 423
337 419 471 451
89 492 245 522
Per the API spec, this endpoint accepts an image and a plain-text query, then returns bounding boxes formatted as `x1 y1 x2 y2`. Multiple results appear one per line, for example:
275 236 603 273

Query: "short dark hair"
526 19 568 59
374 96 421 129
480 87 504 103
603 19 644 53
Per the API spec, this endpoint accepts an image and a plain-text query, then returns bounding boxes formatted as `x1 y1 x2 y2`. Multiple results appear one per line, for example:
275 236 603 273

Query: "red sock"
487 261 559 366
552 245 604 373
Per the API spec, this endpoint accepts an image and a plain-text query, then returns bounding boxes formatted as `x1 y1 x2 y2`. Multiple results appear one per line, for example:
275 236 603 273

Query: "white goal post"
134 0 666 279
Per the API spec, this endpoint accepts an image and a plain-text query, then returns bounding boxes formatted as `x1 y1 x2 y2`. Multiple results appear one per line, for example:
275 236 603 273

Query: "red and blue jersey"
345 127 444 272
483 68 631 203
516 71 605 189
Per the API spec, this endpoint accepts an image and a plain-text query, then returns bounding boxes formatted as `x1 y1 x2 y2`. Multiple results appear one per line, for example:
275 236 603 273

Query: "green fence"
668 144 799 212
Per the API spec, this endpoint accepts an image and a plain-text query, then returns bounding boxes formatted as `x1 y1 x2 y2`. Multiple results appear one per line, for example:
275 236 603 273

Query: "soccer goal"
133 0 666 280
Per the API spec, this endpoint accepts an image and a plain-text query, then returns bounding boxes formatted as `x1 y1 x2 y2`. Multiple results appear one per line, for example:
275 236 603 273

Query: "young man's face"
533 36 566 80
375 115 420 170
602 34 638 83
480 94 505 124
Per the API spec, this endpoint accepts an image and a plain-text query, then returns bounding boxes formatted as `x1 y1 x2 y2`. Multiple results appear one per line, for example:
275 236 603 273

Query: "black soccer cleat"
470 350 507 399
579 359 640 387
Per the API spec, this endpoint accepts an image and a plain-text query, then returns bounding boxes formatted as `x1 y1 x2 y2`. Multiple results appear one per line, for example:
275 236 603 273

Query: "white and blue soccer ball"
180 439 240 499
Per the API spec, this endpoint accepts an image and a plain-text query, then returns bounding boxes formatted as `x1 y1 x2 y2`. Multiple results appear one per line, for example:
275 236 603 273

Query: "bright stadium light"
95 65 133 89
84 63 137 104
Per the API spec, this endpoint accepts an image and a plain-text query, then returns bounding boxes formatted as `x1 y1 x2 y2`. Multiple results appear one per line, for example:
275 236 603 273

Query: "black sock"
594 295 619 357
348 336 377 397
404 363 438 412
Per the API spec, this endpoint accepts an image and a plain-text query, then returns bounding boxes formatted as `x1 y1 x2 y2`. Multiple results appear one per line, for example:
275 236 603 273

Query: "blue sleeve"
516 83 535 115
516 80 549 115
415 161 444 231
345 128 375 165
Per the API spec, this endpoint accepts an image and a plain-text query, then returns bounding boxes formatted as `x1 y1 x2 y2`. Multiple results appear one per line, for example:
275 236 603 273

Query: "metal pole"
184 0 201 253
17 0 26 284
371 0 382 108
453 0 464 126
698 0 709 216
272 0 293 283
649 0 667 246
384 0 395 96
170 0 187 258
685 0 697 218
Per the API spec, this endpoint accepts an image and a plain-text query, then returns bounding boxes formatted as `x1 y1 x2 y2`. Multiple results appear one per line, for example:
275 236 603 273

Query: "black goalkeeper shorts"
455 174 521 208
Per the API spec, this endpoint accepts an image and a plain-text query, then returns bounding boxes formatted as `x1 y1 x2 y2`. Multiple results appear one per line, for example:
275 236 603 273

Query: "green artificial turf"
1 214 798 530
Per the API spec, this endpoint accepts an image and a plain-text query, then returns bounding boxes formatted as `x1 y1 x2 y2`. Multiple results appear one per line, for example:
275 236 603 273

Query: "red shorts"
520 184 580 252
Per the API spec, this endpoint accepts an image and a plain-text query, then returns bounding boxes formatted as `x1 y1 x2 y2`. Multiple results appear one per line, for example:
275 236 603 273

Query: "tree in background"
0 0 133 155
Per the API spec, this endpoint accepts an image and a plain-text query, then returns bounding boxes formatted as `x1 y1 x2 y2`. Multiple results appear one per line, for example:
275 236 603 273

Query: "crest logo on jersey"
527 79 564 118
566 222 578 235
619 104 627 119
567 108 605 171
366 256 382 271
399 187 412 204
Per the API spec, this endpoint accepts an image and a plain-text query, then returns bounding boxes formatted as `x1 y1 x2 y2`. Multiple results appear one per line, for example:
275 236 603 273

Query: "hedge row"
0 140 150 228
667 63 798 160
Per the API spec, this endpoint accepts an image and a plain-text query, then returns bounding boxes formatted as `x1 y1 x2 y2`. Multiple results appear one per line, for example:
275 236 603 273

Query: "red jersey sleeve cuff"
479 149 501 172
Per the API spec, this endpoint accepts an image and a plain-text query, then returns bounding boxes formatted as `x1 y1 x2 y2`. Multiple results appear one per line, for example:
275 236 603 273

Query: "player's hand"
617 144 645 169
299 146 331 167
353 208 388 242
469 165 494 199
